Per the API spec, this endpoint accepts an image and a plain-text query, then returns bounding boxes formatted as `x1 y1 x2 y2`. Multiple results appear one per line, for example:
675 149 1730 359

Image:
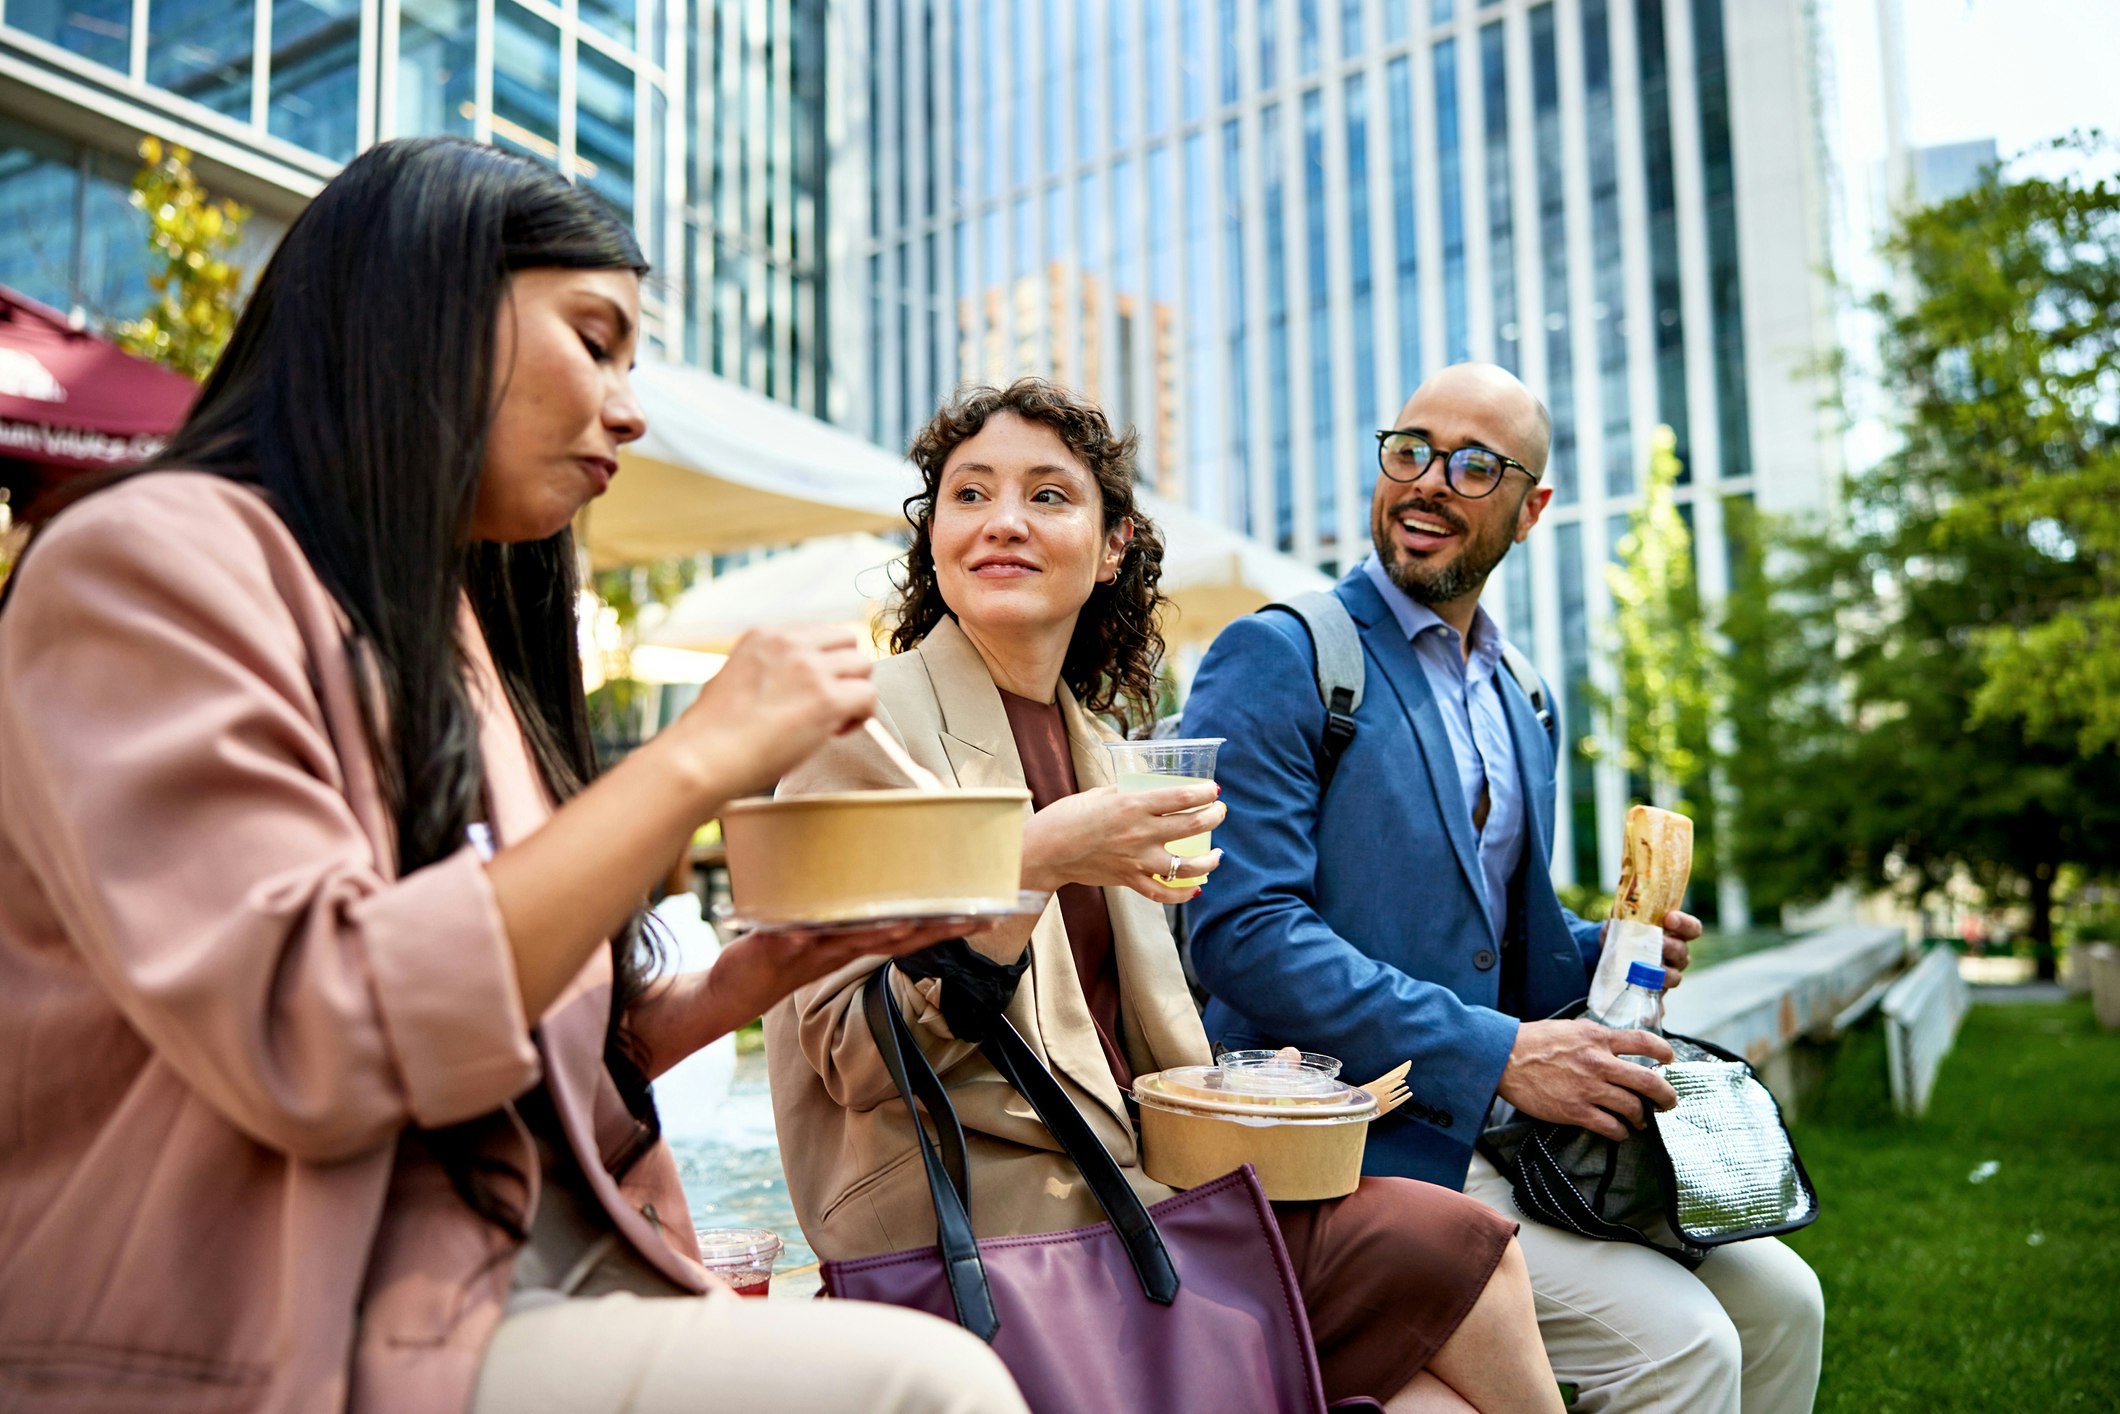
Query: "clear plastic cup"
695 1227 783 1298
1105 738 1224 887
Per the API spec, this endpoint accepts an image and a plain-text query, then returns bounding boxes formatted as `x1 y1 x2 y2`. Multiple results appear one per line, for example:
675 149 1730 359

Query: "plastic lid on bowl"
694 1228 784 1268
1134 1066 1377 1119
1214 1049 1344 1086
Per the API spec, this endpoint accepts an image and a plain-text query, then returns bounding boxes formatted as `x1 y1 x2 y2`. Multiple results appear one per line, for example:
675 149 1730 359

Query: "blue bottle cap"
1626 961 1666 991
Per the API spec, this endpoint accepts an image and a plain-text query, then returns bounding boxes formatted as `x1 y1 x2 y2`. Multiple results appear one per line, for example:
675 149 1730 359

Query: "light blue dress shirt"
1360 555 1525 943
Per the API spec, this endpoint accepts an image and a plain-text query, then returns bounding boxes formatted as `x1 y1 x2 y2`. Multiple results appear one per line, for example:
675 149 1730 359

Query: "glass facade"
850 0 1780 884
2 0 828 413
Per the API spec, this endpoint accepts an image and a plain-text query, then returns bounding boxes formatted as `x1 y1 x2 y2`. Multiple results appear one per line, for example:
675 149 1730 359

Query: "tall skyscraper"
0 0 830 412
840 0 1903 901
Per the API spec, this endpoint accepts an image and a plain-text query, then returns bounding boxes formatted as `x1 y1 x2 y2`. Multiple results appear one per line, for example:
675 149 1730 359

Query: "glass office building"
843 0 1887 898
0 0 829 412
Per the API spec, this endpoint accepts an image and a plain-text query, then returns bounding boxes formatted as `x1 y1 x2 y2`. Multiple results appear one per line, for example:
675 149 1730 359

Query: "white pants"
1465 1154 1824 1414
471 1287 1030 1414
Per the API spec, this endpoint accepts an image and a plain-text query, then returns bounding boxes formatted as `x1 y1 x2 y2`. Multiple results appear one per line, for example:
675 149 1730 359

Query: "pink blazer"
0 474 705 1414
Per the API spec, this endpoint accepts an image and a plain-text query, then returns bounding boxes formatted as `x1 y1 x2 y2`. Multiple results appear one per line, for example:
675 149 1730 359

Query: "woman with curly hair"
765 379 1565 1412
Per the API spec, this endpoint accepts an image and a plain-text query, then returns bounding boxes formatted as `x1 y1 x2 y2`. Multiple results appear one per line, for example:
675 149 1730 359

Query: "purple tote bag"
817 964 1350 1414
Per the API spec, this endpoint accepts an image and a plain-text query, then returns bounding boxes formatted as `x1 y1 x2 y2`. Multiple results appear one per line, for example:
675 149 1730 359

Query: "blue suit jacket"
1180 568 1604 1190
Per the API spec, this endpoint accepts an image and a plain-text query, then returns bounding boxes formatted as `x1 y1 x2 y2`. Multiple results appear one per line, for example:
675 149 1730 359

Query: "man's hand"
1495 1019 1678 1141
1659 908 1703 990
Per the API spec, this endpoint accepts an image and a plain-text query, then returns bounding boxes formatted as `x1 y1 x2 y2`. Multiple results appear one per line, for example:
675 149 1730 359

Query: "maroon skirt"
1273 1177 1518 1403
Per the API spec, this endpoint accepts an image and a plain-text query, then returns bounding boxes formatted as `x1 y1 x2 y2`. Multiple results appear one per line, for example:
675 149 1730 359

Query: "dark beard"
1371 494 1518 606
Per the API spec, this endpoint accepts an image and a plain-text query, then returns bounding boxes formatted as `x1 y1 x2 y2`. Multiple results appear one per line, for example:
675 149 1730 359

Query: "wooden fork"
1360 1060 1413 1118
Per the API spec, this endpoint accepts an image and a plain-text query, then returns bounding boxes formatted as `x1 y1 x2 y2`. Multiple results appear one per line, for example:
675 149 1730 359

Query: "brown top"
997 687 1132 1091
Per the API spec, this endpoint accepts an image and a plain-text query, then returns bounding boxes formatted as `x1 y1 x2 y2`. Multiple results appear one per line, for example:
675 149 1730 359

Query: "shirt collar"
1359 554 1503 682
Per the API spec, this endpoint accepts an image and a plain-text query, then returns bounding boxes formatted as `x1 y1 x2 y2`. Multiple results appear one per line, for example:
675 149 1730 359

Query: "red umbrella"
0 284 198 473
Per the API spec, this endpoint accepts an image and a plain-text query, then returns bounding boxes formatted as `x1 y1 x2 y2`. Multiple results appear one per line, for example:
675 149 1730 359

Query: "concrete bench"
1663 924 1909 1114
1880 945 1969 1117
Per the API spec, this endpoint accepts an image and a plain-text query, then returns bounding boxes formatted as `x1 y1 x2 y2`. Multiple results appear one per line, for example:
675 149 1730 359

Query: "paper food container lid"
1133 1067 1378 1121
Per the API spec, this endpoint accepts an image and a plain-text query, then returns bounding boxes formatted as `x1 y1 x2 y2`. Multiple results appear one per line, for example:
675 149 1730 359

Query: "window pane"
577 44 636 218
1221 117 1250 532
9 0 130 72
270 0 361 159
0 120 81 312
1303 89 1333 551
1582 0 1629 497
1636 0 1688 474
79 148 153 322
1345 73 1376 475
1144 0 1169 135
1532 2 1576 505
1386 56 1419 388
1178 0 1205 121
1263 102 1291 551
1481 20 1515 371
1433 38 1467 365
148 0 257 119
1257 0 1276 89
492 0 562 163
1107 0 1134 149
1041 0 1066 171
579 0 634 47
396 0 477 137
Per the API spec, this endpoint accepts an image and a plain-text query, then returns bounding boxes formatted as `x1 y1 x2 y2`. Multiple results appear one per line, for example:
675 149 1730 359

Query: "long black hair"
32 137 659 1235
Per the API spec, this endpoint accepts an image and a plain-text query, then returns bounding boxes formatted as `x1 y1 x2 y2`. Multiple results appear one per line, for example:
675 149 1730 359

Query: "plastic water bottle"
1590 960 1668 1067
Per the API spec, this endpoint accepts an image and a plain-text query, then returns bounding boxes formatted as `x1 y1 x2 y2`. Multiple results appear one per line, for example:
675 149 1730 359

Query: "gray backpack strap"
1263 591 1364 789
1499 641 1555 745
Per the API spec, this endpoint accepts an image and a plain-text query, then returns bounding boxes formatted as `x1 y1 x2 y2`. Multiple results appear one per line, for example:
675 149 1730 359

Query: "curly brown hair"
890 379 1167 734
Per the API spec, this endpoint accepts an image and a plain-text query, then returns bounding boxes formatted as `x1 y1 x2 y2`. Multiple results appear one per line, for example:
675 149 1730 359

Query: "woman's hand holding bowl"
1020 781 1225 905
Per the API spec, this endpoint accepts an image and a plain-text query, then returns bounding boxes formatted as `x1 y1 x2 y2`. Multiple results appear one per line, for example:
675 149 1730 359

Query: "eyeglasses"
1374 430 1537 499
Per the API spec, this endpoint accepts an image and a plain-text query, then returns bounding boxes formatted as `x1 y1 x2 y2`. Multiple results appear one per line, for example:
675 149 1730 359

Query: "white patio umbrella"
1143 493 1334 644
576 360 919 568
640 533 903 653
642 497 1331 654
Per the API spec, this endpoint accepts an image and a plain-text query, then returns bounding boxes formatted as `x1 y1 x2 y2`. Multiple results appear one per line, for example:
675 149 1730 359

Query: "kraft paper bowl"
721 788 1031 926
1133 1067 1378 1202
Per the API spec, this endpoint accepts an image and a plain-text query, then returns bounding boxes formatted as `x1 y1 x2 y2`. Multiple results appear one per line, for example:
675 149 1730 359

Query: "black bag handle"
861 965 996 1337
859 963 1181 1340
974 1004 1181 1306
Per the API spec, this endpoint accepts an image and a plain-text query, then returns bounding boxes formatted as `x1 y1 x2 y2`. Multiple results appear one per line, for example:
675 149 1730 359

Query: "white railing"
1881 946 1970 1117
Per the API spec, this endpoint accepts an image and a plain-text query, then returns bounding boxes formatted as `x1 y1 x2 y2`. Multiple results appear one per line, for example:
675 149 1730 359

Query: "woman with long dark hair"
767 380 1566 1412
0 138 1026 1414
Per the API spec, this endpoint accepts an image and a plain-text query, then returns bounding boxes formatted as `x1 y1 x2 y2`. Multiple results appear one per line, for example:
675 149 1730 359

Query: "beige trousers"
1464 1155 1824 1414
470 1286 1030 1414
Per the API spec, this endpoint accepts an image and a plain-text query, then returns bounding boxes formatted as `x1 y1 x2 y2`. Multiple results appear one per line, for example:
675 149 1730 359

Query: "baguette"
1610 805 1693 925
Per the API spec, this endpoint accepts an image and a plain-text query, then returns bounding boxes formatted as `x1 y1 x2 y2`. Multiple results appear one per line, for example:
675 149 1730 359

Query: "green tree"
1593 425 1722 911
111 138 250 381
1721 143 2120 974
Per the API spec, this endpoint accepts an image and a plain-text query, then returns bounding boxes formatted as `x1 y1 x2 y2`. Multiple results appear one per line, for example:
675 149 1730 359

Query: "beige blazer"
0 474 705 1414
765 616 1214 1261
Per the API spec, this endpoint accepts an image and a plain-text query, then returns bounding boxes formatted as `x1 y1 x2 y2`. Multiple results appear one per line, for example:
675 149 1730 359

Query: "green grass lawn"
1783 997 2120 1412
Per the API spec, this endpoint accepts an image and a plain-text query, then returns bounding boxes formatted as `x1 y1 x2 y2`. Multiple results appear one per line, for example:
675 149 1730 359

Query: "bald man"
1183 364 1823 1413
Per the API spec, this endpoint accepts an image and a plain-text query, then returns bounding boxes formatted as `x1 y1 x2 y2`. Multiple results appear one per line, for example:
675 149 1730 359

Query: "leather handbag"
1479 1002 1820 1267
819 964 1362 1414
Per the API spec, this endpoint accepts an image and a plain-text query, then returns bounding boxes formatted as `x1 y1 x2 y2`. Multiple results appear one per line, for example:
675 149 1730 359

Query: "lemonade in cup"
1104 738 1224 887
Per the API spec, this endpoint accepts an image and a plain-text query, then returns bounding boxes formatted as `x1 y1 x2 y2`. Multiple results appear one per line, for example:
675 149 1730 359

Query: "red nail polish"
1191 887 1203 899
